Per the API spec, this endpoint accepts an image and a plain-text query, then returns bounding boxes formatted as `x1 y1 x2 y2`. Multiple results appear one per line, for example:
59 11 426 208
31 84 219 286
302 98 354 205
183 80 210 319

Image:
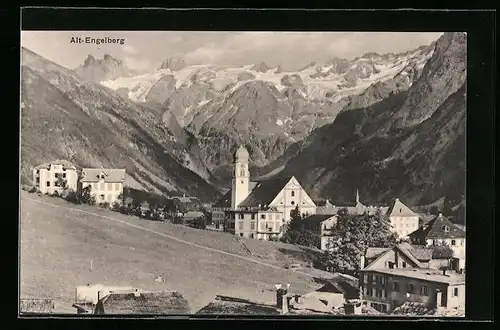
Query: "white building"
300 214 338 250
386 198 420 239
32 160 78 194
219 145 317 240
79 168 126 205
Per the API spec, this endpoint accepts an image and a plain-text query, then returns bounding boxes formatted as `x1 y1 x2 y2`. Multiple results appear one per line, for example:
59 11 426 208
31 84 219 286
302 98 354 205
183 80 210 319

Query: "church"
212 145 317 240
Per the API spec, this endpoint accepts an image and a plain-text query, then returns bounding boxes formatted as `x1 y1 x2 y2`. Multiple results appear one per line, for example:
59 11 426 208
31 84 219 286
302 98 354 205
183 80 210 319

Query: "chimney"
360 255 365 270
281 294 291 314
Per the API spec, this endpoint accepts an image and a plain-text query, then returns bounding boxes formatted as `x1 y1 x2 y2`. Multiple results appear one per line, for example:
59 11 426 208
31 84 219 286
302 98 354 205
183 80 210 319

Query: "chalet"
362 243 434 271
94 290 190 315
79 168 126 206
408 213 466 270
32 160 78 195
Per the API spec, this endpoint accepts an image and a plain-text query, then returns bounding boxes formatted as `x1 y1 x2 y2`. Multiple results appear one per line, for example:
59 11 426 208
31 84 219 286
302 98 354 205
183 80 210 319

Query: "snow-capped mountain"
93 40 437 188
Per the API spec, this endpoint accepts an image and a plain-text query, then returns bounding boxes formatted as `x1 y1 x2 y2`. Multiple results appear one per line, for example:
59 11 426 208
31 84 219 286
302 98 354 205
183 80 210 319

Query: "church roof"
238 177 292 208
408 214 465 240
213 181 259 208
386 198 418 217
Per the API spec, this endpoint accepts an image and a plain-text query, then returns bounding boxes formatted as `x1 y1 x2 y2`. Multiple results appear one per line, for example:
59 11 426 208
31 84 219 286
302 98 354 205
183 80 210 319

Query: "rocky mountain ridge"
21 47 219 202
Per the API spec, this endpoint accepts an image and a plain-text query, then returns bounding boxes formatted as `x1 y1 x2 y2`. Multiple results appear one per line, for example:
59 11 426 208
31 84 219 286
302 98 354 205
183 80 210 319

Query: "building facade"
408 213 466 270
386 198 420 239
359 268 465 313
79 168 126 205
217 145 316 241
299 214 338 251
32 160 78 195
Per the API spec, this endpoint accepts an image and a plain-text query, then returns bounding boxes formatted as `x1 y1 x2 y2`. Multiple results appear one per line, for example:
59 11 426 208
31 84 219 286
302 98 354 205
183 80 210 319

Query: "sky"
21 31 443 72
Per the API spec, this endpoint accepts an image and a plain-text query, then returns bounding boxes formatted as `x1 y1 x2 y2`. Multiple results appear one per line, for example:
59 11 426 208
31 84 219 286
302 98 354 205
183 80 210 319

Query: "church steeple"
356 189 360 205
231 145 250 210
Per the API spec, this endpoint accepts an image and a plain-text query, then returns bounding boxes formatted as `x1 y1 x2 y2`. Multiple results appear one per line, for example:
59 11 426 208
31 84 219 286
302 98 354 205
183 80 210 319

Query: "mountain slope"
20 47 219 202
268 32 466 207
98 41 437 188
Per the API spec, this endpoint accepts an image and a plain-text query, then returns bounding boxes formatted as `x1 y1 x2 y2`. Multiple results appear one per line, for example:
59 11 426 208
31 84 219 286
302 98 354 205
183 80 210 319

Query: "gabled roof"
365 244 433 265
363 243 424 269
195 295 279 315
238 177 292 208
34 159 77 170
362 268 466 285
301 214 337 227
80 168 126 183
212 181 259 208
409 214 466 240
95 291 190 315
365 247 389 260
386 198 418 217
316 274 359 300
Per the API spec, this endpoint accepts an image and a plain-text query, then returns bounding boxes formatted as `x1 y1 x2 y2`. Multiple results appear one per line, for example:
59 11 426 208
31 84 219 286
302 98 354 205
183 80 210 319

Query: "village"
20 146 466 316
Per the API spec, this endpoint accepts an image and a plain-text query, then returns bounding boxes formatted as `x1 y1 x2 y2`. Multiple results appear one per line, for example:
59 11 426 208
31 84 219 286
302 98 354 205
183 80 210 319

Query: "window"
238 222 243 230
381 276 387 285
453 288 459 297
240 180 244 184
451 239 456 246
239 233 243 237
367 274 373 284
420 285 428 296
250 233 254 239
36 170 39 174
36 177 40 184
250 222 255 230
402 262 407 268
240 165 245 176
100 194 105 200
239 213 244 219
291 191 295 197
372 276 377 284
291 201 295 205
261 214 266 219
62 173 67 178
251 214 255 220
443 226 450 232
46 181 50 187
54 181 60 187
407 284 414 294
380 304 387 313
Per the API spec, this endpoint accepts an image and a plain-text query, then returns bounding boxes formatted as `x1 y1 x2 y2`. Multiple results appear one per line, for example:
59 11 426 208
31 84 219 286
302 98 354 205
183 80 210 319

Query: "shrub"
28 186 37 193
100 202 110 209
50 191 59 197
64 189 79 204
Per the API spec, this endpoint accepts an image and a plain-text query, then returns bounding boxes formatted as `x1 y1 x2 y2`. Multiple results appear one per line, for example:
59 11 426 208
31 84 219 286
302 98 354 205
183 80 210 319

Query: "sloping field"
19 191 329 314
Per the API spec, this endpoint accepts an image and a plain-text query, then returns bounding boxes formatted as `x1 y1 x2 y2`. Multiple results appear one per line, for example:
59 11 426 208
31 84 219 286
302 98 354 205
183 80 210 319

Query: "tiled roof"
362 268 466 285
317 274 359 300
238 177 292 208
195 295 279 315
34 159 77 170
386 198 418 217
80 168 126 183
95 291 190 315
409 214 466 240
408 246 433 261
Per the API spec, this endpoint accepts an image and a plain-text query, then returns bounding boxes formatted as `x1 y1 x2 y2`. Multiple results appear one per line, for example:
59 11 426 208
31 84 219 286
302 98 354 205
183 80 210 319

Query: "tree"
79 185 96 205
289 206 302 231
429 205 440 215
320 210 397 274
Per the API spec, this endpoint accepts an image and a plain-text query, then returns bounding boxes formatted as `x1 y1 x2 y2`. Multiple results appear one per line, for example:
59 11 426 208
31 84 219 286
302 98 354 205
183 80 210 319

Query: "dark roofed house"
408 213 466 269
196 295 280 315
94 290 190 315
301 214 338 250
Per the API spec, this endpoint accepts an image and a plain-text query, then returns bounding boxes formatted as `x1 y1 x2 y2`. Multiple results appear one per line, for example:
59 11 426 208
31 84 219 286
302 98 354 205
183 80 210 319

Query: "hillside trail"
23 196 318 280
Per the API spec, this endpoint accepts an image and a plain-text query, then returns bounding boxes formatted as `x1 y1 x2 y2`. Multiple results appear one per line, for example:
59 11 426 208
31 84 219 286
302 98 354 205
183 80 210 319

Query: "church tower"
231 145 250 210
